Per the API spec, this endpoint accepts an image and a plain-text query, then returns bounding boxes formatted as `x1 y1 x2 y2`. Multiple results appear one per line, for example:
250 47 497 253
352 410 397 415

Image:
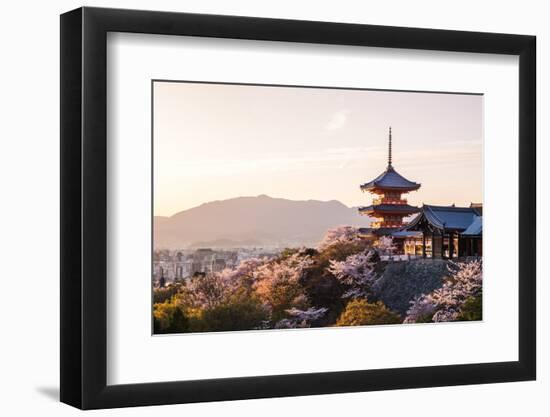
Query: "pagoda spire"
359 126 421 229
388 126 393 167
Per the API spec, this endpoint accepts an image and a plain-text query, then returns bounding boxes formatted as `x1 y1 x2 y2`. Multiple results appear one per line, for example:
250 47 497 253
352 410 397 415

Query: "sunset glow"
153 81 482 217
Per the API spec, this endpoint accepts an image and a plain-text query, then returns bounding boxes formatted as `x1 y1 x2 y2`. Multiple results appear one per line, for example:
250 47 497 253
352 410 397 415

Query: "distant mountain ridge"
154 195 371 249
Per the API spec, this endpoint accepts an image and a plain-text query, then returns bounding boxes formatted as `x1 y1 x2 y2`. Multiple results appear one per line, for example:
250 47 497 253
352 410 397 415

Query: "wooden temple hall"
358 127 482 259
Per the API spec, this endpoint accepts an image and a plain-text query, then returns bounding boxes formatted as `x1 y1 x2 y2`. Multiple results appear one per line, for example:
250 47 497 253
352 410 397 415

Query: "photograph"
152 81 483 334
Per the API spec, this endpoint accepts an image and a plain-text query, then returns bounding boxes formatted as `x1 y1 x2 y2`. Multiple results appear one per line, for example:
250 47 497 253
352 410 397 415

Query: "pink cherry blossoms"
374 236 396 255
328 250 378 299
274 307 329 329
317 225 363 251
404 259 483 323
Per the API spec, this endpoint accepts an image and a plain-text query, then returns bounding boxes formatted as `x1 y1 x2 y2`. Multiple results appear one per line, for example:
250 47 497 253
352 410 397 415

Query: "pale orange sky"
153 81 482 217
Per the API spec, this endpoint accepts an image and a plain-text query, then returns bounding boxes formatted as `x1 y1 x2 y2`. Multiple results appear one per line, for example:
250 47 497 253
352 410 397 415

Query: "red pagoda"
358 127 421 233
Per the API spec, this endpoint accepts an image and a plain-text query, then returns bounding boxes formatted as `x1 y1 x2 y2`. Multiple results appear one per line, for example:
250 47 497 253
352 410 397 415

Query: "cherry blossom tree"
183 258 269 308
253 253 314 321
274 307 328 329
404 259 483 323
328 250 378 299
183 272 232 310
374 236 396 256
317 225 363 251
218 257 266 292
403 296 435 324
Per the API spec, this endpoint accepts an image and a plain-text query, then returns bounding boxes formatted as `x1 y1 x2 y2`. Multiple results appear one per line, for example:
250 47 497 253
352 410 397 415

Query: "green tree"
153 284 181 304
153 300 189 333
457 295 482 321
336 299 401 326
301 262 345 326
191 290 269 332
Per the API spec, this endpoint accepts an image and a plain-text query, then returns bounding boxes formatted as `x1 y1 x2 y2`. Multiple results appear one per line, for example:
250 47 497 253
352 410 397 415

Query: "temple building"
357 127 482 259
358 127 421 251
403 203 482 258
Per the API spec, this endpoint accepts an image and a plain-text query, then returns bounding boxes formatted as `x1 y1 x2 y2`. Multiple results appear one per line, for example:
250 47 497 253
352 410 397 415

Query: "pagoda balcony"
371 220 404 228
372 197 408 205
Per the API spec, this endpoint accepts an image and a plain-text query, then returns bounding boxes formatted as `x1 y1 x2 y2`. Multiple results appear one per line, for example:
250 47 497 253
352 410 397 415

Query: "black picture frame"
60 6 536 410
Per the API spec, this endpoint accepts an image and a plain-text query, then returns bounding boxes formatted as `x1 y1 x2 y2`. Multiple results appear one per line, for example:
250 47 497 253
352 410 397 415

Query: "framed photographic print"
60 7 536 409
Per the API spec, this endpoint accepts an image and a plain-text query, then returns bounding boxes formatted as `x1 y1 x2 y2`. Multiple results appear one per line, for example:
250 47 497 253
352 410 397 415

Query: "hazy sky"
153 81 482 217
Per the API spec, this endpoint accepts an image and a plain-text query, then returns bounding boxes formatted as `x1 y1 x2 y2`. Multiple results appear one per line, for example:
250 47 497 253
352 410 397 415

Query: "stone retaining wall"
373 258 450 315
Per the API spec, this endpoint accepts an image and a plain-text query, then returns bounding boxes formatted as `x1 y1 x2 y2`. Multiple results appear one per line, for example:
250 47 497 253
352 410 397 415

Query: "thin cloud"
325 109 350 131
172 146 376 178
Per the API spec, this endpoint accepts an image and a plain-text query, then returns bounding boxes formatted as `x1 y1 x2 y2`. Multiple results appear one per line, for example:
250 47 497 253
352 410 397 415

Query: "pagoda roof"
406 204 481 232
358 227 401 237
359 226 423 238
358 203 420 214
360 165 421 192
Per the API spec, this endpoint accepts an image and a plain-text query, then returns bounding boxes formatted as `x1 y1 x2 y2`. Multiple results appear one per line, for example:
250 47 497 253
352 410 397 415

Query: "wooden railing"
372 198 407 205
371 220 403 228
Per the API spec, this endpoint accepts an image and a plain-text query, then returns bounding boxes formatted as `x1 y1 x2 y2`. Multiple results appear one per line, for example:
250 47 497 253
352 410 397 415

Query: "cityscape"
153 247 282 286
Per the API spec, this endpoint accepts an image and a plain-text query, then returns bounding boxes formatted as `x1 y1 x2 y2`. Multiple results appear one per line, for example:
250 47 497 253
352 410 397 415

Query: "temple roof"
358 227 401 237
358 203 420 214
360 166 421 192
391 230 423 238
462 215 482 236
406 204 481 232
358 227 422 238
470 203 483 216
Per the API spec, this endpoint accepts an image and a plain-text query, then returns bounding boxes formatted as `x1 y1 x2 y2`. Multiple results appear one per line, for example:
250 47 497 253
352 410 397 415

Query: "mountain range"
154 195 372 249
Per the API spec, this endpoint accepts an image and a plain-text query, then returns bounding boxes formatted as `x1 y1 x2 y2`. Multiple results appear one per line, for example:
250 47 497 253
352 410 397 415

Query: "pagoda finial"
388 126 393 167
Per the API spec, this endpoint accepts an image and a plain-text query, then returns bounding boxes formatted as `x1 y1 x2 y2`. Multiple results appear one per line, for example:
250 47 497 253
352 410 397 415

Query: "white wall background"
0 0 545 415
